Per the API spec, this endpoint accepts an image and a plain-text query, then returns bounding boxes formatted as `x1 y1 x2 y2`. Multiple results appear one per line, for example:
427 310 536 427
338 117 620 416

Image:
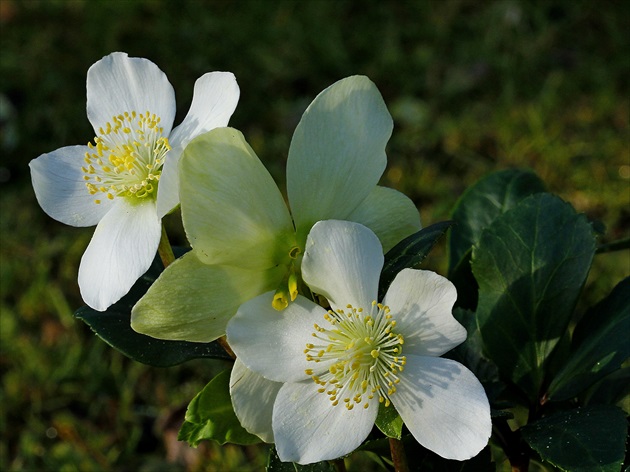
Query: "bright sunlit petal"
287 76 392 239
301 220 383 311
78 198 161 311
86 52 176 136
383 269 466 357
391 355 492 460
273 381 378 464
227 293 327 383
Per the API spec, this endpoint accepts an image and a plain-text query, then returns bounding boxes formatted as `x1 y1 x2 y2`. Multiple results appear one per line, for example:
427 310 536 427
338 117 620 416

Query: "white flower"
29 52 239 311
227 220 491 464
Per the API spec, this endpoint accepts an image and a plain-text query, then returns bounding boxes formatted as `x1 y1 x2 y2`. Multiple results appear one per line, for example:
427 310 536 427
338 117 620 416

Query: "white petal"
227 293 328 383
169 72 240 151
287 76 392 239
131 252 285 342
383 269 465 357
273 381 378 464
157 72 240 218
29 145 114 227
86 52 176 136
302 220 382 311
230 359 281 443
78 198 160 311
179 128 295 269
346 186 421 253
391 355 491 460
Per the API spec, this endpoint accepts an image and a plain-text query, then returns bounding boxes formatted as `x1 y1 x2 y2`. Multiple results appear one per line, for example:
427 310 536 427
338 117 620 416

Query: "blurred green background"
1 0 628 470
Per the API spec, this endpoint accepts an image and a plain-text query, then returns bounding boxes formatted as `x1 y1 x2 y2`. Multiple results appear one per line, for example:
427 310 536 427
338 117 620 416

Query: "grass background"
1 0 628 470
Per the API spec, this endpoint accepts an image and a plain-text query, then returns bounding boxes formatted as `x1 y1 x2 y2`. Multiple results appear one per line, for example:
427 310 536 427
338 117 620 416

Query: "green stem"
596 237 630 254
157 224 176 268
389 438 409 472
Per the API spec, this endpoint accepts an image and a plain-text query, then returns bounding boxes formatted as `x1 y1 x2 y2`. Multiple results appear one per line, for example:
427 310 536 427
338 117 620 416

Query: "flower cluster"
30 52 491 466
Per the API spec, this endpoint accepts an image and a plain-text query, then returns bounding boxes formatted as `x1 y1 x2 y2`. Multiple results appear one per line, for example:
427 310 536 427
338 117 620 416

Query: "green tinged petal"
347 186 421 253
180 128 295 270
287 76 392 238
131 252 285 343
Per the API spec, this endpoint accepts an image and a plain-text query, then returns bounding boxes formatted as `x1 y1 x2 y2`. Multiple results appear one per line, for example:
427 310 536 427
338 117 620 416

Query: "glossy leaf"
75 249 232 366
546 277 630 402
374 403 403 439
447 308 503 403
522 405 627 472
379 220 453 300
582 367 630 408
266 447 335 471
179 369 260 447
448 169 545 309
472 193 596 400
448 169 546 274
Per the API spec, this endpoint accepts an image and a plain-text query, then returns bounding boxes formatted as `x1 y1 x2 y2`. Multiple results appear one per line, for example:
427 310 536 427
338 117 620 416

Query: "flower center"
272 245 302 311
82 111 171 204
304 301 406 410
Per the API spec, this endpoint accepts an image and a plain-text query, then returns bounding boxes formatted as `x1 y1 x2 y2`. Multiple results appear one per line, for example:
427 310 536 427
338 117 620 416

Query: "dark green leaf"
379 221 454 300
75 249 232 366
448 170 546 310
374 403 403 439
546 277 630 402
582 367 630 407
179 369 260 446
266 447 335 471
522 405 628 472
473 193 596 400
448 169 546 275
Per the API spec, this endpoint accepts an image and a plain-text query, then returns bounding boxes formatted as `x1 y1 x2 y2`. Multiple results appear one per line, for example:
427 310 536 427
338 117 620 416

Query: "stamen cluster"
82 111 171 203
304 301 406 410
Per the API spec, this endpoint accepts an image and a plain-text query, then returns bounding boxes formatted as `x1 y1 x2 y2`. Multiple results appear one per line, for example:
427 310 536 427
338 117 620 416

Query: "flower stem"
218 336 236 359
157 224 176 268
389 438 409 472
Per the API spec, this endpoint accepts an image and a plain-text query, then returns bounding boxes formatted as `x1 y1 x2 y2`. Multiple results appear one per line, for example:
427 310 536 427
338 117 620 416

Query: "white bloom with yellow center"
227 220 491 464
29 52 239 311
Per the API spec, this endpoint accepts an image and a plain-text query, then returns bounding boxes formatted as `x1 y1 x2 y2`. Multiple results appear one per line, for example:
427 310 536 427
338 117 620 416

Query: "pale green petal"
301 220 382 311
131 252 285 342
180 128 295 270
287 76 392 238
346 186 421 253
